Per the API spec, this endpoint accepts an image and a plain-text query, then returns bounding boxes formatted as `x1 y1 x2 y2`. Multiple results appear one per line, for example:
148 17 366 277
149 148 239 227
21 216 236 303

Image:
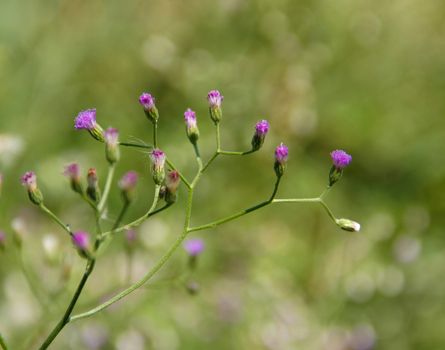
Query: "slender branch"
98 163 116 213
188 177 281 232
39 204 72 236
38 259 95 350
153 122 158 148
119 141 152 149
0 333 8 350
192 143 203 169
272 198 338 223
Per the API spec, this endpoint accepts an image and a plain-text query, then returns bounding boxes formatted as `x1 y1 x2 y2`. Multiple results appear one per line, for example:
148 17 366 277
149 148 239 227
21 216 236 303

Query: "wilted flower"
139 92 159 123
251 120 269 151
149 149 166 185
207 90 223 124
104 128 120 164
119 171 138 202
163 170 180 204
184 108 200 143
274 143 289 178
21 171 43 205
74 109 104 142
64 163 82 194
87 168 100 203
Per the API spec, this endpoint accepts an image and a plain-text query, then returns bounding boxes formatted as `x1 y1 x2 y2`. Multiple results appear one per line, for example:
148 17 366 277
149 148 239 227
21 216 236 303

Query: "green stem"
188 177 281 233
98 163 116 214
38 259 96 350
0 333 8 350
39 204 72 236
192 143 203 169
119 141 152 149
71 186 165 322
272 197 338 223
153 121 158 148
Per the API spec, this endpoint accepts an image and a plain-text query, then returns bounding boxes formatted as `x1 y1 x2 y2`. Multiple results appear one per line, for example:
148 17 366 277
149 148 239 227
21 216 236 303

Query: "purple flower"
207 90 223 108
64 163 80 180
330 150 352 169
126 229 137 243
104 128 119 146
184 238 205 257
139 92 156 110
255 120 269 136
275 143 289 164
74 109 97 130
119 171 138 191
21 171 37 190
184 108 197 128
150 149 166 168
72 231 89 250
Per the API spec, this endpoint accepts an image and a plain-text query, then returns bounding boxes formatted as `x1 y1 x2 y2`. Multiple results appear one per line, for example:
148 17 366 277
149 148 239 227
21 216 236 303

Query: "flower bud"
87 168 101 203
274 143 289 178
0 231 6 251
74 109 104 142
118 171 138 203
336 218 361 232
328 150 352 186
149 149 166 185
164 170 180 204
21 171 43 205
184 238 205 270
72 231 91 259
207 90 223 124
64 163 83 194
139 92 159 123
251 120 269 151
104 128 120 164
184 108 200 144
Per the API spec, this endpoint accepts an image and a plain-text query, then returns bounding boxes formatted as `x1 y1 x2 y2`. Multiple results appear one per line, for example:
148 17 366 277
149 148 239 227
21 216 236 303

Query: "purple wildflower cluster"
207 90 223 108
184 238 205 257
119 171 138 191
331 150 352 169
72 231 89 250
255 120 270 136
21 171 37 190
138 93 156 111
184 108 197 128
275 143 289 164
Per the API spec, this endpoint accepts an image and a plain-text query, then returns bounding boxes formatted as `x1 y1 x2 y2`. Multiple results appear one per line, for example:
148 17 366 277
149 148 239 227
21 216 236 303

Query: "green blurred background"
0 0 444 349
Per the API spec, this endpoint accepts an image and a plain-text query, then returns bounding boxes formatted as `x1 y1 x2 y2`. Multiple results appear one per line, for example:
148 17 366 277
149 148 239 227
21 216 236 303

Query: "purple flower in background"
74 109 97 130
184 108 197 128
72 231 89 250
119 171 138 191
184 238 205 257
275 143 289 164
330 150 352 169
139 93 156 111
126 229 137 243
255 120 269 136
64 163 80 180
207 90 223 108
21 171 37 190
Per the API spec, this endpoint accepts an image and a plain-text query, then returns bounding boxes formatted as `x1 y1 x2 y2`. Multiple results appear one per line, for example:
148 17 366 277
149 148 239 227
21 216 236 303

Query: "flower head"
255 120 270 136
184 108 197 128
104 128 119 146
119 171 138 191
207 90 223 108
275 143 289 164
184 238 205 257
74 109 97 130
104 128 120 163
72 231 90 250
150 149 166 185
139 93 156 110
330 150 352 169
21 171 37 190
64 163 80 180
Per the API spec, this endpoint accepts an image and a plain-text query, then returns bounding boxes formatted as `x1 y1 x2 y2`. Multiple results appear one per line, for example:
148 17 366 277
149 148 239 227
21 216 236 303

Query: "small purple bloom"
150 149 166 167
139 92 156 110
104 128 119 146
330 149 352 169
255 120 269 136
126 229 137 243
119 171 138 191
275 143 289 164
184 238 205 257
207 90 223 108
21 171 37 190
74 109 97 130
72 231 89 250
64 163 80 180
184 108 197 128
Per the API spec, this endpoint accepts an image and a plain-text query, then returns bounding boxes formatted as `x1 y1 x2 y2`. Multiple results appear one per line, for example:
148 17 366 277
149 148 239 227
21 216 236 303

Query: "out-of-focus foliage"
0 0 444 349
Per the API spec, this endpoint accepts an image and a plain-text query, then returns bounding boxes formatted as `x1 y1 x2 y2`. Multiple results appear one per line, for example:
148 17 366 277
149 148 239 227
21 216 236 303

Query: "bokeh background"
0 0 444 349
